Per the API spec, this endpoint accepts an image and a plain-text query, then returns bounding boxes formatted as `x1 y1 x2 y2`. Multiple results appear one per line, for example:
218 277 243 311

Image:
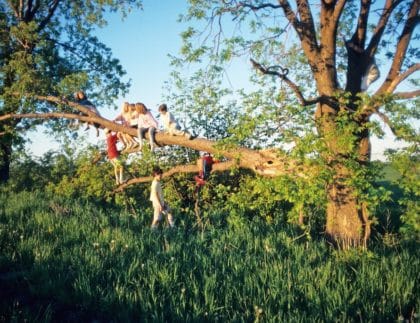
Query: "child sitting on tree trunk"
158 103 195 139
74 91 101 137
104 128 124 185
114 102 137 150
137 102 159 152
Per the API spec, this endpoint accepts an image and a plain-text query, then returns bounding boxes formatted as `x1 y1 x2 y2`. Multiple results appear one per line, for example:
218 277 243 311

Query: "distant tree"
0 0 141 181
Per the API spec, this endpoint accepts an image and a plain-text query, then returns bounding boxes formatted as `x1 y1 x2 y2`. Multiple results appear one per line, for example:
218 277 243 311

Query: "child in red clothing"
105 128 124 185
194 153 216 187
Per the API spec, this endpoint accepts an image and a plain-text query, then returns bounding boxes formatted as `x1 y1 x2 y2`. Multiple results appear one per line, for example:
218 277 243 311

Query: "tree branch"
375 110 397 136
394 89 420 99
375 0 419 95
297 0 318 45
1 95 313 178
333 0 347 22
37 0 60 32
113 160 237 192
6 0 20 19
250 58 320 106
387 63 420 94
350 0 372 49
237 2 281 10
366 0 404 58
278 0 320 58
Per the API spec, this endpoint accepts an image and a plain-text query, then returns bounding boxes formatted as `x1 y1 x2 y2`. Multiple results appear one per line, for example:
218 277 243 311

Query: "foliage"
387 145 420 242
0 0 142 181
0 189 418 322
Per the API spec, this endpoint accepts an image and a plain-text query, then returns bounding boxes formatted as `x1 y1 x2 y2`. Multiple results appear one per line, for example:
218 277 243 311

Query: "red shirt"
106 134 119 159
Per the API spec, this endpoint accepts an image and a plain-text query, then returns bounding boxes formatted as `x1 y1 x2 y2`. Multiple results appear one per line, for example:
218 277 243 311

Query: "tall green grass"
0 190 418 322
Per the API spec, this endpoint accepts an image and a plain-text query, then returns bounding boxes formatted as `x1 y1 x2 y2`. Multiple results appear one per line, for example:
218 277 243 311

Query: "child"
114 102 137 149
150 167 174 229
74 91 101 136
194 152 215 188
136 102 159 152
129 103 139 129
104 128 124 185
158 103 194 139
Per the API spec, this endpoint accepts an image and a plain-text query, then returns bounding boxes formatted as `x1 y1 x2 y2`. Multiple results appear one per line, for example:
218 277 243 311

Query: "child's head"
74 91 86 101
152 166 163 178
158 104 168 114
104 128 111 136
135 102 147 114
122 102 129 113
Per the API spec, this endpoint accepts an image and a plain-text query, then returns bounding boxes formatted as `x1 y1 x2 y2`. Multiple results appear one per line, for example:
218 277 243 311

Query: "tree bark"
316 102 371 248
326 179 369 249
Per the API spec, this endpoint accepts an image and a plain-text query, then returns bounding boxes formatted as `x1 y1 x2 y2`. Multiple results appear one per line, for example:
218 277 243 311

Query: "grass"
0 190 418 322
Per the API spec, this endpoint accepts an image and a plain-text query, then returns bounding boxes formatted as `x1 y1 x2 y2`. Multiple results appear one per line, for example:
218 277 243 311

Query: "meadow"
0 189 418 322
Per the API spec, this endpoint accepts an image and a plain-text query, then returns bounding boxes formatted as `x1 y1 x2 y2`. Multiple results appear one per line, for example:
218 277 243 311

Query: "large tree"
0 0 141 181
168 0 419 247
1 0 419 247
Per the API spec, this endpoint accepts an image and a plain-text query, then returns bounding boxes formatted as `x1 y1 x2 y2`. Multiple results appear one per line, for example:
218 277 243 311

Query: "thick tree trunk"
326 182 369 248
316 102 371 248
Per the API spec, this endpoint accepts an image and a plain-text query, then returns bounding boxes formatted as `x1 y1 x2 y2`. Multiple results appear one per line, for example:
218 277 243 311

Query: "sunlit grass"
0 190 418 322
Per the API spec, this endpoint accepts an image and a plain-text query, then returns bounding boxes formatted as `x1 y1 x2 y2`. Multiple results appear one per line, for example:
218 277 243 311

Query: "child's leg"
151 204 162 228
117 132 127 148
169 125 186 137
138 128 147 150
119 165 124 183
149 127 157 151
166 210 175 227
162 204 175 227
114 166 119 184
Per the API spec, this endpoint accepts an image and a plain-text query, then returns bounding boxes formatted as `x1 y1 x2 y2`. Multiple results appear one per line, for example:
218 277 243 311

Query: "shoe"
189 133 197 140
194 175 206 186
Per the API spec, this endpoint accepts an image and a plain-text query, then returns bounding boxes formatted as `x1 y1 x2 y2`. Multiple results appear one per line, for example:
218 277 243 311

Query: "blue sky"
94 0 190 118
27 0 412 160
29 0 191 155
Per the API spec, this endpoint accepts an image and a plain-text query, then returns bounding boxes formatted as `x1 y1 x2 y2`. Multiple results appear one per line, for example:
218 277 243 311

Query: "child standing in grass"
150 167 174 229
104 128 124 185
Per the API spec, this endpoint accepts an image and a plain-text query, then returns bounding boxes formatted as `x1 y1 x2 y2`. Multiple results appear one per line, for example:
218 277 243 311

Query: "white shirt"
150 179 163 204
161 112 178 130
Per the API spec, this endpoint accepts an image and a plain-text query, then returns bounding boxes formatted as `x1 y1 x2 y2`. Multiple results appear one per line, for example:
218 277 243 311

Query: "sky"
27 0 413 160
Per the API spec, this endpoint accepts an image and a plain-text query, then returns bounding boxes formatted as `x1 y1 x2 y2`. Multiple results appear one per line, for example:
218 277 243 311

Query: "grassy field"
0 189 418 322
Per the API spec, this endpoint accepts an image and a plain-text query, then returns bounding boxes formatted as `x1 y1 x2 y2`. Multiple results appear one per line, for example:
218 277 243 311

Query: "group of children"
103 101 203 229
74 92 212 229
112 102 195 152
